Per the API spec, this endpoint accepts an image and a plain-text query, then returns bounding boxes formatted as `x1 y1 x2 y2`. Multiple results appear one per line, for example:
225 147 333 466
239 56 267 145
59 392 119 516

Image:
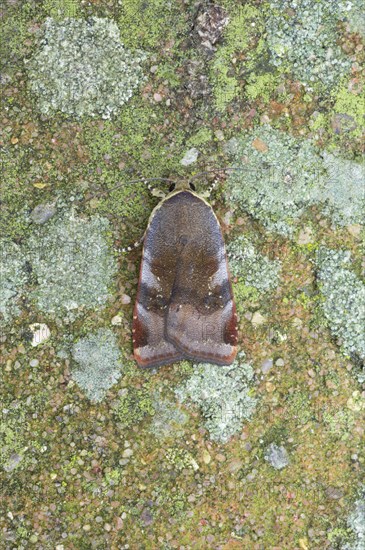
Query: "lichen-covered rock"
227 236 281 292
225 126 364 234
27 17 146 118
343 490 365 550
225 126 326 235
266 0 351 91
316 248 365 365
0 240 27 326
175 353 257 443
339 0 365 37
320 153 365 227
264 443 290 470
27 212 116 319
71 329 123 402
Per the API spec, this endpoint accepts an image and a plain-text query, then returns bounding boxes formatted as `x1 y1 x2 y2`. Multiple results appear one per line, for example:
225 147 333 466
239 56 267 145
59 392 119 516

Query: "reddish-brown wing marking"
133 190 238 368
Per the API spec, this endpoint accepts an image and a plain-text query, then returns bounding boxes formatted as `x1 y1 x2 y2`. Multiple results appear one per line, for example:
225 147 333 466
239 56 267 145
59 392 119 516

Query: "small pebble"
347 224 361 238
215 453 226 462
202 449 211 464
275 358 285 367
252 137 268 153
30 359 39 367
121 294 131 305
264 443 290 470
326 486 344 500
111 315 123 326
153 93 162 102
180 147 199 166
30 203 56 224
297 227 314 245
251 311 266 327
122 448 133 458
261 358 273 374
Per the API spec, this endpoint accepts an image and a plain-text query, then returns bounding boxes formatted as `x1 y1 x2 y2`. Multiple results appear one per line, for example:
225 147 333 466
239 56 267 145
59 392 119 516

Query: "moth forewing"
133 187 238 368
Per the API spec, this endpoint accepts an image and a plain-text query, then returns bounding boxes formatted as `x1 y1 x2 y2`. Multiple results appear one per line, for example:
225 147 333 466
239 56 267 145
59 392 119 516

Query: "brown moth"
132 179 238 368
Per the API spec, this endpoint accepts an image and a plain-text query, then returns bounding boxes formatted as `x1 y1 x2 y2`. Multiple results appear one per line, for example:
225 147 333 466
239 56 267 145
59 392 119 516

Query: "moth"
132 178 238 368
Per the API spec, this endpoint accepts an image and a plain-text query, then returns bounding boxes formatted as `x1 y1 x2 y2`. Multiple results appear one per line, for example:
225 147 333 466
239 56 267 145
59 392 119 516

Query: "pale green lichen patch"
43 0 80 20
316 248 365 366
113 386 155 429
175 353 257 443
0 240 28 327
227 236 281 292
71 328 123 402
332 79 365 139
340 0 365 37
224 125 326 235
321 152 365 226
27 212 116 319
210 4 266 111
266 0 352 91
225 126 365 234
118 0 183 51
164 447 199 472
343 490 365 550
27 17 146 118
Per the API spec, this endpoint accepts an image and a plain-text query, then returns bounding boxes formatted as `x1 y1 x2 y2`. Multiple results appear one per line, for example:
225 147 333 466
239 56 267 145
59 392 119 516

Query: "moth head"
168 180 196 194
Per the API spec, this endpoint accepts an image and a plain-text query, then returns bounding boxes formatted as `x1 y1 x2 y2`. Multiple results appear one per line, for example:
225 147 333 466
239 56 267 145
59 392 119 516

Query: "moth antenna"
122 161 176 196
189 166 244 183
83 177 176 203
207 177 220 195
118 234 145 254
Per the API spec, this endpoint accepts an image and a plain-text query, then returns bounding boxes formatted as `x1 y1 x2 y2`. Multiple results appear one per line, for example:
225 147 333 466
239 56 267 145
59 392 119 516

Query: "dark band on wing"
170 279 232 313
138 283 169 315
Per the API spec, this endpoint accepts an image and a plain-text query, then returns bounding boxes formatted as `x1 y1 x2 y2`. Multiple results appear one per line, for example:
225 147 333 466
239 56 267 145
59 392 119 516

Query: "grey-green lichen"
321 152 365 227
316 248 365 365
266 0 352 91
149 395 188 439
27 212 116 319
71 329 123 402
343 489 365 550
225 126 325 235
210 4 266 111
227 236 281 292
27 17 146 118
339 0 365 37
175 353 257 443
0 240 27 327
225 126 364 234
